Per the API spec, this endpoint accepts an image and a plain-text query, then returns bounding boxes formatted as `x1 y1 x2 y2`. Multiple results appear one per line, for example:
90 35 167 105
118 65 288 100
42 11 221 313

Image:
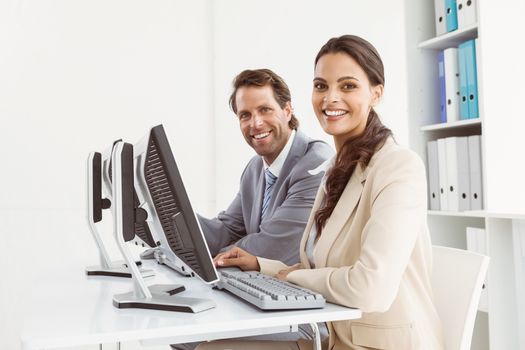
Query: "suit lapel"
273 130 308 190
315 164 366 267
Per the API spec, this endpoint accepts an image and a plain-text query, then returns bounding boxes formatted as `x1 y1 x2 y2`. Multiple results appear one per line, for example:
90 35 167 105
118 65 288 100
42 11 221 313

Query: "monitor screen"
88 152 105 223
101 142 116 202
133 124 218 284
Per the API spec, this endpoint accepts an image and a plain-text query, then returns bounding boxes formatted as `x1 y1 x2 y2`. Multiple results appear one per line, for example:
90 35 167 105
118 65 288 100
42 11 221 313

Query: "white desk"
20 261 361 350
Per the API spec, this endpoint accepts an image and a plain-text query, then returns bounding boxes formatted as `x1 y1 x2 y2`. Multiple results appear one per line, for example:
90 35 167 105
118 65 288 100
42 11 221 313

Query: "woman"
199 35 444 350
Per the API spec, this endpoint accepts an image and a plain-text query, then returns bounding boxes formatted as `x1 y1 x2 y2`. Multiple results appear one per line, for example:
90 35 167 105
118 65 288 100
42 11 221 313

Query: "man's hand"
213 247 260 271
275 263 302 280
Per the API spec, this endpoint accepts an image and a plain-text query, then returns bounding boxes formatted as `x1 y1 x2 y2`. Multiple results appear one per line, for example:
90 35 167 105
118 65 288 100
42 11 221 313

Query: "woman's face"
312 52 383 150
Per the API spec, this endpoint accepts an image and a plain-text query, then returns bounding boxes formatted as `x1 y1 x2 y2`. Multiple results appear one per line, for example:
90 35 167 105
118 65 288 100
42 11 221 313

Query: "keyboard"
215 268 326 310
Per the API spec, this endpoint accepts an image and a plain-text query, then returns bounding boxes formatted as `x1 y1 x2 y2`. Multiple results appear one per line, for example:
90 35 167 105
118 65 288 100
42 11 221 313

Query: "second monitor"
112 124 219 312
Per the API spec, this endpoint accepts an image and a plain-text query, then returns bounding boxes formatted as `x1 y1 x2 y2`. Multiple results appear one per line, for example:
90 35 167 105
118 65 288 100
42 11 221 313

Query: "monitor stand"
139 246 159 260
113 286 216 313
153 247 193 277
86 218 155 278
112 233 216 313
86 260 153 278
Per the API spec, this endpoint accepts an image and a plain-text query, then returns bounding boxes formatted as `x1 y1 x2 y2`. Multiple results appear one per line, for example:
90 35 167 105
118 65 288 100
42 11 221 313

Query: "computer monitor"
133 125 218 280
103 141 160 255
85 141 155 278
112 125 219 313
101 141 116 203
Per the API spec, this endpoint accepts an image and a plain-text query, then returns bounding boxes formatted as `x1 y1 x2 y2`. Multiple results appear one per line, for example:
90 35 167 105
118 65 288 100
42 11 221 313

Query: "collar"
263 129 296 178
307 137 396 193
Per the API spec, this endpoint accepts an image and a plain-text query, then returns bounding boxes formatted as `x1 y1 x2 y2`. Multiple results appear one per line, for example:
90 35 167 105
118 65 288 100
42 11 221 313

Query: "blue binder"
438 51 447 123
458 43 469 120
445 0 458 32
464 40 479 119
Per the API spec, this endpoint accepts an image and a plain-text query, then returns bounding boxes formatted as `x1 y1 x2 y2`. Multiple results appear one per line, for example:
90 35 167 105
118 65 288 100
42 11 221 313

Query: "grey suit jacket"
198 130 333 265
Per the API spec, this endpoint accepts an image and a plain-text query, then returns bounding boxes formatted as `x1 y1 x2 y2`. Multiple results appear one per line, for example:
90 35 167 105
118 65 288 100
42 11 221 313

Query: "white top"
306 223 318 268
306 156 335 268
263 129 296 177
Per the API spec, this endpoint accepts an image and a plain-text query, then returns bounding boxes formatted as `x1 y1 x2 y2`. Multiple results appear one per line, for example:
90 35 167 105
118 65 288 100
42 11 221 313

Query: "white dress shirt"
263 129 296 177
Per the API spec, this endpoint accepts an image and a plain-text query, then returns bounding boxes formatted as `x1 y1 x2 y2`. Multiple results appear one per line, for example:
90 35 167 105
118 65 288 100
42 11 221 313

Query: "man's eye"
239 113 250 120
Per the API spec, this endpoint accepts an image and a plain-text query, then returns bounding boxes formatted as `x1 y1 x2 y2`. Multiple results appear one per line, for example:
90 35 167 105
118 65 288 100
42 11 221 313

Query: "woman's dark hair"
229 68 299 130
314 35 393 237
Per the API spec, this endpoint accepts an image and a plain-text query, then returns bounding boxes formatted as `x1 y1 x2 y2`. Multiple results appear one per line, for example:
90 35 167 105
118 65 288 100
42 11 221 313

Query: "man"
171 69 332 350
199 68 333 265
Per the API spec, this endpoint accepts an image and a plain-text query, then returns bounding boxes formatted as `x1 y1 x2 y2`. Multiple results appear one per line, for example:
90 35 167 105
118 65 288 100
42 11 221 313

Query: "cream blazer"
258 139 444 350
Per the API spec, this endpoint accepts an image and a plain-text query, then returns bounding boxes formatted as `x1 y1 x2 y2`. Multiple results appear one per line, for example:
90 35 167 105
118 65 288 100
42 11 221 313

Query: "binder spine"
437 138 449 210
438 51 447 123
434 0 447 36
465 40 479 119
468 135 483 210
445 0 459 32
427 141 441 210
457 0 477 29
446 137 460 211
444 48 460 123
458 43 469 120
456 137 471 211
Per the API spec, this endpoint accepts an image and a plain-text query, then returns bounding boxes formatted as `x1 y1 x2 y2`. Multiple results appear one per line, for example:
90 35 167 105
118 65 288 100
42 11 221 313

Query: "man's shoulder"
305 138 333 157
294 131 333 163
242 155 263 174
286 131 333 175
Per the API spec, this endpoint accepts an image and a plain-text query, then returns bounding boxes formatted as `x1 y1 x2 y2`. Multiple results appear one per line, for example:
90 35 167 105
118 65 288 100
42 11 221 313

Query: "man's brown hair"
229 69 299 130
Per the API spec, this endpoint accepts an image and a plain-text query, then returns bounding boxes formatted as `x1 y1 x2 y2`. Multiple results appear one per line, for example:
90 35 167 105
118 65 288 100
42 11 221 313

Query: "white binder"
427 141 441 210
434 0 447 36
446 137 471 211
466 226 488 312
457 0 477 29
444 48 460 123
468 135 483 209
457 137 471 211
437 138 448 210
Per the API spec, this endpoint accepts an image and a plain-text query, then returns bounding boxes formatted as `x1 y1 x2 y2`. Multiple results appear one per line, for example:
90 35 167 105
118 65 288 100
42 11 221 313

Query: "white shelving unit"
406 1 525 349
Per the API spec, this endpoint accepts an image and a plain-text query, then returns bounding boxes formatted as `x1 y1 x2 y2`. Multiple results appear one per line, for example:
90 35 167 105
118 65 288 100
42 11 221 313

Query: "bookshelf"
407 1 525 349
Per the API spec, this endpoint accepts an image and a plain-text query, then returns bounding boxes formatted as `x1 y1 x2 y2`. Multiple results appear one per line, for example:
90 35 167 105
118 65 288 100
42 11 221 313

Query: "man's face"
235 85 293 165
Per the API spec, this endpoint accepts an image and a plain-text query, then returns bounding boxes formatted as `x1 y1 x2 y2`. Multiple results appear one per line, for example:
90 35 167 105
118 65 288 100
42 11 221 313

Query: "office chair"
431 245 490 350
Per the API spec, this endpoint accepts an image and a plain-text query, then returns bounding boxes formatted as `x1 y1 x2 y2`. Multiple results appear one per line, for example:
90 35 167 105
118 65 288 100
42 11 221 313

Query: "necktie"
261 169 277 219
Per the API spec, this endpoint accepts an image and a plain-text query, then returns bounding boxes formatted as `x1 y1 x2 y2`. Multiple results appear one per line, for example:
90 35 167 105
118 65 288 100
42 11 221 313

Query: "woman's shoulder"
375 138 421 161
369 138 425 173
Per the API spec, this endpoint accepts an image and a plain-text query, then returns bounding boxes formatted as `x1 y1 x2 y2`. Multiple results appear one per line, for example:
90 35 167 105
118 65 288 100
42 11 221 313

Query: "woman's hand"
213 247 260 271
275 263 302 281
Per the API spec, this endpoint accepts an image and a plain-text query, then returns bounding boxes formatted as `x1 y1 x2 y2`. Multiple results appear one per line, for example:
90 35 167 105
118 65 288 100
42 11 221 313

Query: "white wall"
0 1 412 349
0 0 215 214
0 1 214 349
212 0 410 210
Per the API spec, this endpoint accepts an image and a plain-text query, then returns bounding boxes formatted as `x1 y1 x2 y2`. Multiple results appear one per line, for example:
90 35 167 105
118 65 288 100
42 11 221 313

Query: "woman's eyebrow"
337 76 359 82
